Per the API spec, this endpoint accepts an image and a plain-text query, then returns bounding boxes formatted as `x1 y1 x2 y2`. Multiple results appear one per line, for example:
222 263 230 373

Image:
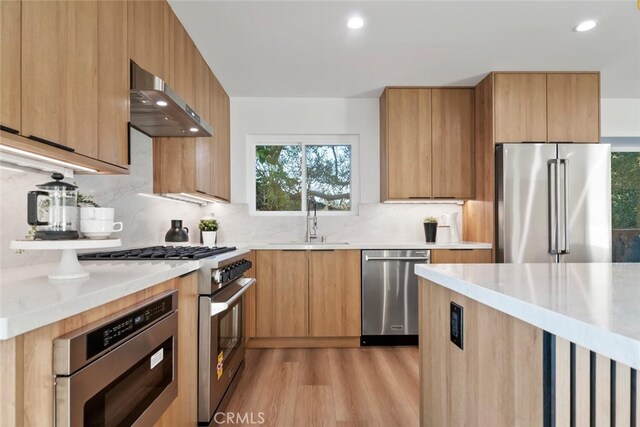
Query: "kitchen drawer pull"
365 256 430 262
28 135 75 152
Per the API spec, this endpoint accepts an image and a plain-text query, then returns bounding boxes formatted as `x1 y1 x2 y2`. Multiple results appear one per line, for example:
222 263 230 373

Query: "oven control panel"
86 293 175 359
213 260 252 285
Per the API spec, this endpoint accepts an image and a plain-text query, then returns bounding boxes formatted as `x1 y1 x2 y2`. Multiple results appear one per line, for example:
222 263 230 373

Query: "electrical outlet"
450 302 464 349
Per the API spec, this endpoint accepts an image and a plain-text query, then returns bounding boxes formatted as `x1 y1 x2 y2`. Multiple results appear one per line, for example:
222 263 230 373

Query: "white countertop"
0 260 200 340
246 241 492 250
415 263 640 369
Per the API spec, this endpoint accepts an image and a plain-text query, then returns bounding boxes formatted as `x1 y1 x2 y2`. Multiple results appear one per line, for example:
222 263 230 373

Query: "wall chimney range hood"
130 62 213 138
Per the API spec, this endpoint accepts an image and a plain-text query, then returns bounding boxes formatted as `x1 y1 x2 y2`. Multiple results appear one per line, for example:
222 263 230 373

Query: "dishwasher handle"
365 256 430 262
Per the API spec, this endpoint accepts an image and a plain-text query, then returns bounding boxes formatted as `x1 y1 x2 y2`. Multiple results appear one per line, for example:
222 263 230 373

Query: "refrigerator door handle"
560 159 570 254
547 159 559 255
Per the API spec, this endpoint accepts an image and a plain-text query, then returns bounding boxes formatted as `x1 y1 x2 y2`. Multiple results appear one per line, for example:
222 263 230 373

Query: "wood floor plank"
293 385 337 427
327 348 378 424
226 348 418 427
359 348 420 427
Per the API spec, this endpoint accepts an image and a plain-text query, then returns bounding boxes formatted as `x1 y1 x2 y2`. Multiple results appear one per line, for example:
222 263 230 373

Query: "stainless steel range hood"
130 62 213 138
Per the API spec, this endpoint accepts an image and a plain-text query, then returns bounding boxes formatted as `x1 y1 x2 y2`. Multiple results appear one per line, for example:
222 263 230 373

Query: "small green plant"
199 219 219 232
423 216 439 223
77 193 100 207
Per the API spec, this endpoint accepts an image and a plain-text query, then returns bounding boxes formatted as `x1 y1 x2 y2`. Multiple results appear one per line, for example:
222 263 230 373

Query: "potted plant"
199 219 219 246
423 216 438 243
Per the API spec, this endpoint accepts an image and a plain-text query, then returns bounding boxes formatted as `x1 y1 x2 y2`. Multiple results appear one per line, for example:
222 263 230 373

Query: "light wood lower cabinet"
250 249 361 346
420 278 543 426
0 273 198 427
255 250 309 338
309 250 361 337
431 249 492 264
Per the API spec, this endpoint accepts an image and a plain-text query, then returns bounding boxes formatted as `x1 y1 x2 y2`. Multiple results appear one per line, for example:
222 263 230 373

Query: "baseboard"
245 337 360 348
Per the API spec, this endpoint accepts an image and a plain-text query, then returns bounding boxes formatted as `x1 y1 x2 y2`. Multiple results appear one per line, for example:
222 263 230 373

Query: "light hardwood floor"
224 347 420 426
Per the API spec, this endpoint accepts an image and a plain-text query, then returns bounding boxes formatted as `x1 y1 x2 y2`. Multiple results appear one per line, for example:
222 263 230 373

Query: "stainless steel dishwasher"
361 249 430 346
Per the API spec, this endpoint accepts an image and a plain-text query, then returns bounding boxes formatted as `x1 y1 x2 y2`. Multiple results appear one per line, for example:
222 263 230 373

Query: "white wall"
601 99 640 136
231 97 380 203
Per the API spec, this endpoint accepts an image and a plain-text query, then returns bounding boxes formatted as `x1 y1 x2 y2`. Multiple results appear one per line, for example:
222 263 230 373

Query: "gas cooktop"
78 245 237 261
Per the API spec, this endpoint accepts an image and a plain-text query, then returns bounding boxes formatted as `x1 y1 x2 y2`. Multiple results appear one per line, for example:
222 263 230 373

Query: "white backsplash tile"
1 129 463 270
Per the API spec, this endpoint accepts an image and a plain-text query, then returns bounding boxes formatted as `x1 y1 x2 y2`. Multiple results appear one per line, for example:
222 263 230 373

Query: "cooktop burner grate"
78 245 237 261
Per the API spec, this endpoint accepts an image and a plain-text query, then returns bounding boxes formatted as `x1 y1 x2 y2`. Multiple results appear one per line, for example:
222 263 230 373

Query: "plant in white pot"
199 219 219 246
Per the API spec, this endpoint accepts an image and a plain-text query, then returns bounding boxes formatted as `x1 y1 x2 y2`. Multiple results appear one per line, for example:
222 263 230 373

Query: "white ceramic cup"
80 207 115 221
80 220 123 233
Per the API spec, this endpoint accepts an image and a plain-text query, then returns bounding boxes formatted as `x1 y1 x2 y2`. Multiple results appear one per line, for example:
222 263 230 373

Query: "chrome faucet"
305 199 318 242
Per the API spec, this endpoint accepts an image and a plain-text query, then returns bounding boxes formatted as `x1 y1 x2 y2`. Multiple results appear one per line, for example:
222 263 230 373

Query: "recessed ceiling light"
156 100 168 107
574 20 597 32
189 127 199 133
347 17 364 30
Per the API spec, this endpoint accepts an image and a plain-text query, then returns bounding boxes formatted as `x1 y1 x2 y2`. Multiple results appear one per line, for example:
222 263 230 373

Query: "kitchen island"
416 263 640 427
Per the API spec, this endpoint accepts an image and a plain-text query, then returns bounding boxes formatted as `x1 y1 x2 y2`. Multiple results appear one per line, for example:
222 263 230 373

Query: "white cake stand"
10 239 121 281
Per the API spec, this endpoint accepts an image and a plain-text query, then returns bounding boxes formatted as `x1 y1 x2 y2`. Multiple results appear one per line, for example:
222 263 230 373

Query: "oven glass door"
216 297 242 368
83 337 174 426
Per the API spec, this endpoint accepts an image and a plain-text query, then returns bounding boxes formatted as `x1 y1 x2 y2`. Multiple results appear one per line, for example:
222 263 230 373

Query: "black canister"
165 220 189 242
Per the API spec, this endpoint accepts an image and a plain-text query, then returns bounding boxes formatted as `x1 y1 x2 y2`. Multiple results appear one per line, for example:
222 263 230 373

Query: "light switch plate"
450 302 464 350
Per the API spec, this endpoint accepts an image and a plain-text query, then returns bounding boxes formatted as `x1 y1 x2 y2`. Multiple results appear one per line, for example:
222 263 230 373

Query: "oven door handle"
210 278 256 317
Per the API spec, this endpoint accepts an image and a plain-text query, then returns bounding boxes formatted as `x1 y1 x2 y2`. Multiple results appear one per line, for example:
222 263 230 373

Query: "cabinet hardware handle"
0 125 19 134
28 135 74 152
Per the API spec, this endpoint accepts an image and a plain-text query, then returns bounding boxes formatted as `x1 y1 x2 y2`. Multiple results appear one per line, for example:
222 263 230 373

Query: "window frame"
247 134 359 216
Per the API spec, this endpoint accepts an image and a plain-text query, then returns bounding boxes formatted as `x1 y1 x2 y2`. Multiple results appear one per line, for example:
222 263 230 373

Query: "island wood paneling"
308 250 361 337
555 337 572 427
419 278 543 426
595 353 612 427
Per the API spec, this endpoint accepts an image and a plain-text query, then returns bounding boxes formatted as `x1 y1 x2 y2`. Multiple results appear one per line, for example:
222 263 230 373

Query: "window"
249 135 358 215
607 137 640 262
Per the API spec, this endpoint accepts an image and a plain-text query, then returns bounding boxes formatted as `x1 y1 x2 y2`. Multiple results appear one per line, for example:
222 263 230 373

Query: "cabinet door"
210 75 231 201
166 11 196 108
1 0 21 132
432 89 475 198
494 73 547 143
385 88 432 199
128 0 167 80
309 250 361 337
22 1 98 157
97 1 129 167
255 251 308 338
547 73 600 143
194 53 212 195
431 249 492 264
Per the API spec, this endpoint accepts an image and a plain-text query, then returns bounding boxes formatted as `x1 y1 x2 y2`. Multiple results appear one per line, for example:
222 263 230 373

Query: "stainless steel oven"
54 290 178 426
198 256 255 426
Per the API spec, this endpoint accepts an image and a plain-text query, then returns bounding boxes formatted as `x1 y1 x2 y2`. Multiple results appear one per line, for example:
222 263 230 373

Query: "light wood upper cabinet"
382 88 432 199
309 250 361 337
97 0 129 168
431 88 475 198
255 251 308 338
21 1 98 157
431 249 492 264
211 75 231 201
195 53 212 195
0 0 21 132
380 87 474 200
128 0 167 80
547 73 600 143
494 73 547 143
166 11 196 108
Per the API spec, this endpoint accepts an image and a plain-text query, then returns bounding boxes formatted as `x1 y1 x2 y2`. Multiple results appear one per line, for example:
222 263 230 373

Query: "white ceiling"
168 1 640 98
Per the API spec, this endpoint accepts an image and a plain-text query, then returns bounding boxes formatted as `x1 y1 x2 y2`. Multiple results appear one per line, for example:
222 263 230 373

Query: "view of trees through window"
255 143 352 212
611 152 640 262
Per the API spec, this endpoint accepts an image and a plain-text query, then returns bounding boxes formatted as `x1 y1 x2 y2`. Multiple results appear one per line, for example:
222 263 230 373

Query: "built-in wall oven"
53 290 178 426
198 255 255 426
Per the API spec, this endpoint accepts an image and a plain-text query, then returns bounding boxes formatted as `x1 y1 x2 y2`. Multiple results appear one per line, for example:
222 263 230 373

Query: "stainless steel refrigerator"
496 143 611 263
